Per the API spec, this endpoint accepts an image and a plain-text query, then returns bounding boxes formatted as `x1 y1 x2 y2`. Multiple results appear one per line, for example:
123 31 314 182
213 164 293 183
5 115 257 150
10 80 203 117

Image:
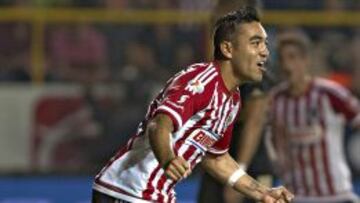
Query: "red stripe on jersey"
309 144 322 196
297 146 310 195
183 145 197 160
156 175 167 203
142 165 161 200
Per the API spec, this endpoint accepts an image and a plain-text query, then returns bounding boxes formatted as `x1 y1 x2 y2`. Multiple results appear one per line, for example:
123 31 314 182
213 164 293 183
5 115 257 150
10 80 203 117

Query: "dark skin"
146 21 294 203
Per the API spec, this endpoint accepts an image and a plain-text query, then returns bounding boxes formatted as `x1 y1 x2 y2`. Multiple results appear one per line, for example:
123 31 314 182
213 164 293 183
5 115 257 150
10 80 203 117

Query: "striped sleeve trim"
155 105 183 131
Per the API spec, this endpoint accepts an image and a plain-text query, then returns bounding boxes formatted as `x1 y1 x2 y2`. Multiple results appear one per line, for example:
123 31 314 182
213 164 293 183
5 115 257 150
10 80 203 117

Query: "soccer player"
265 31 360 203
92 7 294 203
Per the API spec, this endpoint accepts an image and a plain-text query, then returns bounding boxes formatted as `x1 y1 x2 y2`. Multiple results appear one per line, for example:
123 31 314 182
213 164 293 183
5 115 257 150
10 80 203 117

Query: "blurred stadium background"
0 0 359 202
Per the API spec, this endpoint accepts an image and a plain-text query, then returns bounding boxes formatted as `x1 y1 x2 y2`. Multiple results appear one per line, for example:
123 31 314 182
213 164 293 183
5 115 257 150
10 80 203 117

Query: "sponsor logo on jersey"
186 129 218 152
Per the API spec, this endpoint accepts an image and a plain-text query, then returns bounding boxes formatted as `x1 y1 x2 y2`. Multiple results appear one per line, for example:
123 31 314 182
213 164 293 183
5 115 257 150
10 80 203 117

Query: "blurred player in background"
264 30 360 203
92 7 294 203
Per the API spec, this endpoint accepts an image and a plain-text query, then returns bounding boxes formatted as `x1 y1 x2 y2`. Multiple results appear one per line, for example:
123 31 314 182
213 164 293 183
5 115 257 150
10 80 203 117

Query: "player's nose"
260 45 269 58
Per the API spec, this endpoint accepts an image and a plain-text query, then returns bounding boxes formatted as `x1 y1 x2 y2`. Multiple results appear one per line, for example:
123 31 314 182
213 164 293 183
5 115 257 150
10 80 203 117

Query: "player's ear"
220 41 233 59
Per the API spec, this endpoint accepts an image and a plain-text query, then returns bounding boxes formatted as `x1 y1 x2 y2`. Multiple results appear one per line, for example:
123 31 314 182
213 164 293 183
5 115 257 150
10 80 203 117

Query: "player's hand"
264 186 294 203
163 156 191 181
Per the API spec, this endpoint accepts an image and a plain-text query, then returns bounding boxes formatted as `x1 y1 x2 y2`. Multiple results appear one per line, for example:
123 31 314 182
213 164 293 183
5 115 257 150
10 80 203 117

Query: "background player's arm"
224 93 269 203
235 93 268 167
201 152 293 202
147 113 190 181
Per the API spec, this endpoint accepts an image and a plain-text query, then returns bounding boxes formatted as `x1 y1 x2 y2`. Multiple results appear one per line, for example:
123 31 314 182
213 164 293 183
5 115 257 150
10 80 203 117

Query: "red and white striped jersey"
93 62 241 203
266 78 360 203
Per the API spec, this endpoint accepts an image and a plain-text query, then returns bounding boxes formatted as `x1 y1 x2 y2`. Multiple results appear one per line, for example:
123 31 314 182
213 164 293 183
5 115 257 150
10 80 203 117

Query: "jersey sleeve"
207 125 234 155
154 73 205 132
326 83 360 127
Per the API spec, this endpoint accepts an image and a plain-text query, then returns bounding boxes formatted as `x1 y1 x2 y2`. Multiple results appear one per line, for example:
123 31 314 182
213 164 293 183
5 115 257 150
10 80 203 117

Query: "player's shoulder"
169 62 219 93
173 62 216 81
313 77 349 98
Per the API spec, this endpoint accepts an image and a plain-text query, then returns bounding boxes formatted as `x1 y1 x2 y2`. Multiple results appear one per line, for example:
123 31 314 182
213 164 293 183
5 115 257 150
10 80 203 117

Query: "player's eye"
251 40 260 46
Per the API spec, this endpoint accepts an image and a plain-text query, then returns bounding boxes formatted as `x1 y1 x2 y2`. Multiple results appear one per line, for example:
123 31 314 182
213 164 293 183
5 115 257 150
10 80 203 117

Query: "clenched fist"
262 186 294 203
163 156 192 181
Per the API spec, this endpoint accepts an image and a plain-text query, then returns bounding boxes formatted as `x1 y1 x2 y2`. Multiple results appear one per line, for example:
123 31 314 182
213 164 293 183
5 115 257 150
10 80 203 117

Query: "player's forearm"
147 114 175 167
201 153 270 201
232 173 270 201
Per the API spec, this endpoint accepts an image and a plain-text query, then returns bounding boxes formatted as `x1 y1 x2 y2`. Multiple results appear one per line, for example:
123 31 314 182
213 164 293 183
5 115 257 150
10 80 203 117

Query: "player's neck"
289 74 312 96
218 61 241 92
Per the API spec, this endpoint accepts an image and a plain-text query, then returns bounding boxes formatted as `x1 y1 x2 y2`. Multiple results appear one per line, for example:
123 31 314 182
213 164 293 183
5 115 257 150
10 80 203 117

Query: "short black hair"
213 6 260 60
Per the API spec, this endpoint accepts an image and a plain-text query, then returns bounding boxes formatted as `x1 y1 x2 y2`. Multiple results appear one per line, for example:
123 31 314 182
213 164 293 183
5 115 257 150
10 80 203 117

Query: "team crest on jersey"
185 79 205 94
186 129 218 152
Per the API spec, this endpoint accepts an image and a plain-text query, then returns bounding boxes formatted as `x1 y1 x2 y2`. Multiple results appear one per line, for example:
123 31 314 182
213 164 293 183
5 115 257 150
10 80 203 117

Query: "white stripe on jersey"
192 64 214 83
321 95 352 194
298 97 315 196
203 72 218 86
286 98 295 128
172 110 206 143
314 138 328 195
198 66 215 83
157 105 183 128
216 96 231 134
212 93 227 132
204 84 219 129
298 97 306 126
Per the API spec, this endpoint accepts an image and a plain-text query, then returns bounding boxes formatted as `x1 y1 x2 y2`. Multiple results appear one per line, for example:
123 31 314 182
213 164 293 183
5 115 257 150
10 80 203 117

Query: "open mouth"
257 61 266 72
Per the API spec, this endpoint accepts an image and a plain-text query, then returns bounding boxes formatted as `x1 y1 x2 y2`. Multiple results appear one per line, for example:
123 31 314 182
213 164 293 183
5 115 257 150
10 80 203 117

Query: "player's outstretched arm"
147 114 191 181
201 152 294 203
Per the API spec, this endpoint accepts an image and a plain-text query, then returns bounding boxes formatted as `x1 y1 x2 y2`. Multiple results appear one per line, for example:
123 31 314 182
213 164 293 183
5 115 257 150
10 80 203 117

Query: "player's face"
230 22 269 82
279 44 309 82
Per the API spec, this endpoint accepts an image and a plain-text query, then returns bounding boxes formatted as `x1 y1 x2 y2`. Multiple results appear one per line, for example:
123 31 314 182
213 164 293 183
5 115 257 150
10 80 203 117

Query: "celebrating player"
92 7 294 203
